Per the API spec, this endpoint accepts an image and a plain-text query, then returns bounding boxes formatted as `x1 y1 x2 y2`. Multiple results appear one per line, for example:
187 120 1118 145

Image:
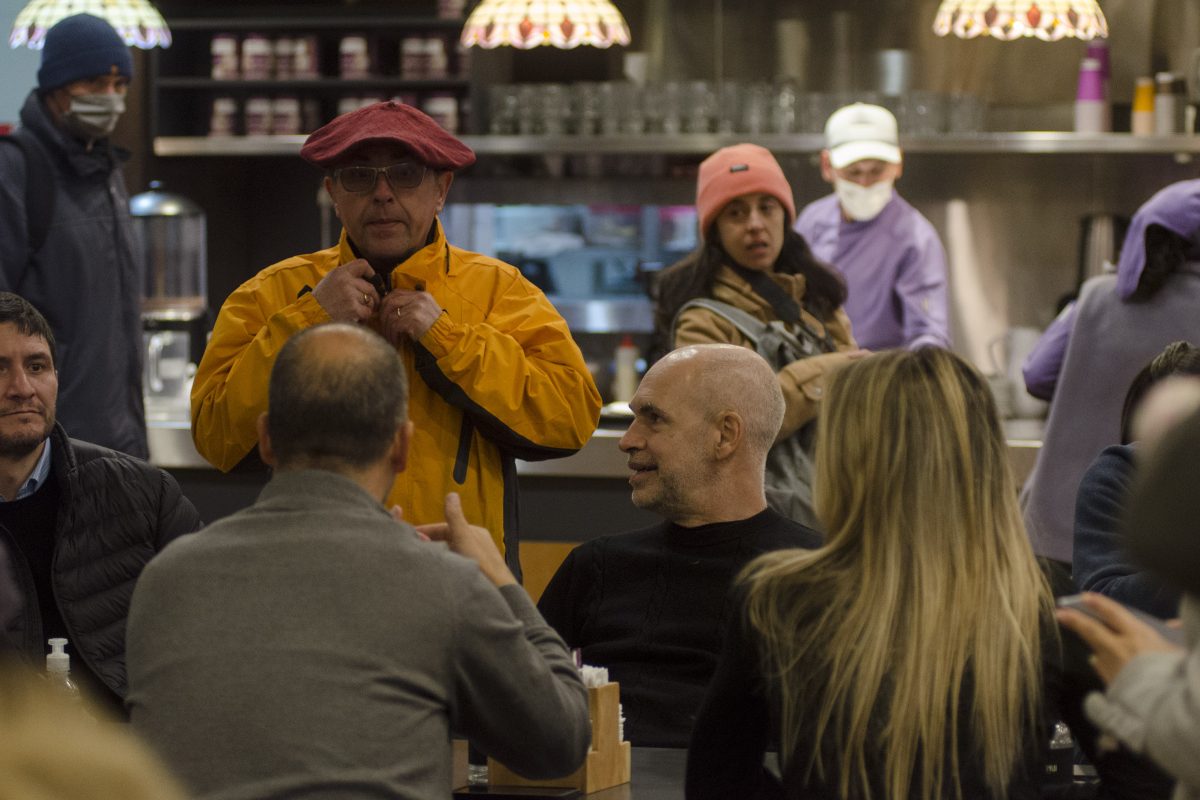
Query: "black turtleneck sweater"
537 508 820 747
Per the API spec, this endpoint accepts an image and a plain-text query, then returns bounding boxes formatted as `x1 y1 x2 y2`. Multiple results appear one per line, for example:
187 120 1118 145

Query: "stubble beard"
631 473 690 521
0 415 53 459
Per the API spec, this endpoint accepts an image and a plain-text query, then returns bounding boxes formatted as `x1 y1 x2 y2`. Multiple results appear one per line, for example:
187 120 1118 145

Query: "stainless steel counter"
151 420 1043 484
147 420 632 475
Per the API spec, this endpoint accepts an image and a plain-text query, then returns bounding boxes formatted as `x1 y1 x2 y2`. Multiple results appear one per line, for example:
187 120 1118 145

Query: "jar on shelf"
426 37 448 80
209 96 238 136
423 93 459 133
400 37 428 79
438 0 466 19
244 96 273 135
339 34 371 79
271 96 302 135
293 36 320 79
240 33 273 81
210 34 238 80
273 36 295 79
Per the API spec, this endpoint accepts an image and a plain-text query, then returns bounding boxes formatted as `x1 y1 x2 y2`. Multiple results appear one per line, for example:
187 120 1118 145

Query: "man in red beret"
191 102 601 576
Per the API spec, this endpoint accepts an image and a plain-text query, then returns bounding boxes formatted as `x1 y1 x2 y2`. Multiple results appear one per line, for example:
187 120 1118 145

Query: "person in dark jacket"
0 293 199 719
0 14 146 458
538 344 821 747
1073 341 1200 618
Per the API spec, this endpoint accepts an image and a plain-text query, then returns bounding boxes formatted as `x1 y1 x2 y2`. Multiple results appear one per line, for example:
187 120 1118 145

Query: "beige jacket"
673 266 858 440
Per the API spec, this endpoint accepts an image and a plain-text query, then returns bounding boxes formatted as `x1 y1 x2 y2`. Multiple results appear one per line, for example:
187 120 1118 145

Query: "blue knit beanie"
37 14 133 92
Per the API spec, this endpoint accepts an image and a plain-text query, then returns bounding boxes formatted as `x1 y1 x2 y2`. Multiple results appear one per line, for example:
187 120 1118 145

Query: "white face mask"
834 178 894 222
63 93 125 140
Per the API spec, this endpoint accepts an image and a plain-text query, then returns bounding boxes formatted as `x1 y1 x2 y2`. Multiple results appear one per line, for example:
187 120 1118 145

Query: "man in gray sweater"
126 323 589 799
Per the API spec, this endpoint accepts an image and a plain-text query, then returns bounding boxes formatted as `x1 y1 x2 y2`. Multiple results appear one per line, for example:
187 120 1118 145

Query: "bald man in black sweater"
538 344 821 747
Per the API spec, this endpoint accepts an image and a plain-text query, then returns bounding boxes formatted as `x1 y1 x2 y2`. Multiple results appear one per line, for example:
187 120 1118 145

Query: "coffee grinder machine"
131 182 208 423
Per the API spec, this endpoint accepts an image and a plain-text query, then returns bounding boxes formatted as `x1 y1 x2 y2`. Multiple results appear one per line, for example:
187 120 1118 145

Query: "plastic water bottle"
1074 58 1110 134
612 335 640 404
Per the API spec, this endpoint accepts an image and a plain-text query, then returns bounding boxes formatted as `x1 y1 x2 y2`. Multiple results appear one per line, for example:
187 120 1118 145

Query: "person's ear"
713 411 743 460
434 171 453 212
819 150 836 184
255 412 276 467
323 176 341 220
893 156 904 181
390 420 413 474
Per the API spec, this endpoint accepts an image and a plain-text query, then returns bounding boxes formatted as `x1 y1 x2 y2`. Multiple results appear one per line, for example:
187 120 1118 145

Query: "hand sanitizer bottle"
46 637 80 700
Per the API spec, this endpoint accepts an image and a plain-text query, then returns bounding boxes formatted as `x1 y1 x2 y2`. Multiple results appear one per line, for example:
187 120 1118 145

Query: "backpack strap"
675 297 769 345
675 296 838 359
0 131 56 255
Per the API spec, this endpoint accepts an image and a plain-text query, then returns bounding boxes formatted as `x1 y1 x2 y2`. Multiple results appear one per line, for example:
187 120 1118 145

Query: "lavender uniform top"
795 192 950 352
1024 178 1200 401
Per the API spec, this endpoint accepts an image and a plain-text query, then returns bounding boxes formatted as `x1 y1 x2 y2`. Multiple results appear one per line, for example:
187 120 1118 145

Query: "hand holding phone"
1056 593 1183 646
1055 592 1185 685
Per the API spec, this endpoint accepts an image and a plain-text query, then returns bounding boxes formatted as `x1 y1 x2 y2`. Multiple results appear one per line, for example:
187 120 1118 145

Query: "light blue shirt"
0 439 52 502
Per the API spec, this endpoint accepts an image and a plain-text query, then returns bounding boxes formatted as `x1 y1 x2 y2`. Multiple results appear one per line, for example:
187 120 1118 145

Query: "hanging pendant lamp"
932 0 1108 41
10 0 172 50
461 0 631 50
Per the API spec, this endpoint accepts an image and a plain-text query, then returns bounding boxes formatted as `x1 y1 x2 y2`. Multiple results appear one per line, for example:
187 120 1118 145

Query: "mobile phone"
1056 593 1184 646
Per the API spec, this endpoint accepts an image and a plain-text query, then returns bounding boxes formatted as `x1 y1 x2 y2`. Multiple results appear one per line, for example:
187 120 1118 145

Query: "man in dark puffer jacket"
0 293 200 718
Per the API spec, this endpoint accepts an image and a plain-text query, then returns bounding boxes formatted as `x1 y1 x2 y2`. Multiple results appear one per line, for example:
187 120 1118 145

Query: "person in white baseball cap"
795 102 951 351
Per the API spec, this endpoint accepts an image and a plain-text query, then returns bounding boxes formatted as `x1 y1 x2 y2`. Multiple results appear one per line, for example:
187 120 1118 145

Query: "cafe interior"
1 0 1198 797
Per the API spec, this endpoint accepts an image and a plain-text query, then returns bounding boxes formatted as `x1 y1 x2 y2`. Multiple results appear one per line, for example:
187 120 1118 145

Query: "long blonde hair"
743 348 1053 800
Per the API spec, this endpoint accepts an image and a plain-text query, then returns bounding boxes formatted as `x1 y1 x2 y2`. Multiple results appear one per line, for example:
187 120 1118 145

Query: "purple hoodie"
1023 179 1200 399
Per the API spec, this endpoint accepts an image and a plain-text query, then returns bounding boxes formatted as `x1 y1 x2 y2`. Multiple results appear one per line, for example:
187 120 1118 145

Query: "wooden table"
588 748 685 799
457 748 686 800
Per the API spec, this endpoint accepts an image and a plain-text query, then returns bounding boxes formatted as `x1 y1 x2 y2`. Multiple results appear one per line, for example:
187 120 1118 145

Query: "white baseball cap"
825 103 901 169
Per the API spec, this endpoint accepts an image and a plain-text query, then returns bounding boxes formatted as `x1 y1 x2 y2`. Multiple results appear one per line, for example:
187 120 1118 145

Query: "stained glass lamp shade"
461 0 631 49
10 0 172 49
933 0 1108 41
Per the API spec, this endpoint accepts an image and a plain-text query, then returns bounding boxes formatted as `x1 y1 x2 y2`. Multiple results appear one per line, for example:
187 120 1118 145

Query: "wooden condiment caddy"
488 682 631 793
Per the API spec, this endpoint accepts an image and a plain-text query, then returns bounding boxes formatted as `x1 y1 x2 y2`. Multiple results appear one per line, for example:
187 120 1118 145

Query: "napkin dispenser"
488 682 631 794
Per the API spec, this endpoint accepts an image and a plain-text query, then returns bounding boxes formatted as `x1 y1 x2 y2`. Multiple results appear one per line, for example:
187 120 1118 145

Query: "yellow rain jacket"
191 222 601 565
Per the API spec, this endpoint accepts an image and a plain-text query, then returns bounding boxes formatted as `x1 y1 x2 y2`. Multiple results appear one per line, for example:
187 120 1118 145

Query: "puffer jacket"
0 423 200 700
0 90 146 458
192 222 600 569
673 265 859 440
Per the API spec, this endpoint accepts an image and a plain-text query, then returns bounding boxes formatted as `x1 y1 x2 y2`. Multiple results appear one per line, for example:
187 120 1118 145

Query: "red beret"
300 101 476 171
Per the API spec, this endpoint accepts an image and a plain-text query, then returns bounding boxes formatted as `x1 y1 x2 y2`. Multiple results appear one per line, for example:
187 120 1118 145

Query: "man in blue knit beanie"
0 13 148 460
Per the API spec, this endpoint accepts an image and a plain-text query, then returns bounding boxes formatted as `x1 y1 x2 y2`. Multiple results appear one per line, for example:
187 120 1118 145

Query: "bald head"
267 323 408 469
621 344 782 525
653 344 784 457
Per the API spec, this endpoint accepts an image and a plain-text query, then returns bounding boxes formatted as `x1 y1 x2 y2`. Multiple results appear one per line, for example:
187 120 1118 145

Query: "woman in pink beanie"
653 143 866 528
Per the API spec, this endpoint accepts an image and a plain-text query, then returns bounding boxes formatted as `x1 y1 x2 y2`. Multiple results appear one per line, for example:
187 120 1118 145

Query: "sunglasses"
333 162 426 194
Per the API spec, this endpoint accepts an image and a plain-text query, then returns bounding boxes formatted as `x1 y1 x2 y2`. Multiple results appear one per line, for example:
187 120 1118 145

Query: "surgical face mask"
834 177 894 222
63 93 125 140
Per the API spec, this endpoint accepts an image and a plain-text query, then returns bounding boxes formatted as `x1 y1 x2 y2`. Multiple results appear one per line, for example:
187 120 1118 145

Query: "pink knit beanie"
695 143 796 241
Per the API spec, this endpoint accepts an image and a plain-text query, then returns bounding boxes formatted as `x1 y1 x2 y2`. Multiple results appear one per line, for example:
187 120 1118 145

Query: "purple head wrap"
1116 179 1200 300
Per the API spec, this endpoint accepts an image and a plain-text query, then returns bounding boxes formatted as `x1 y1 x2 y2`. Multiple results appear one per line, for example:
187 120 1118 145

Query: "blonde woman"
686 348 1172 800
